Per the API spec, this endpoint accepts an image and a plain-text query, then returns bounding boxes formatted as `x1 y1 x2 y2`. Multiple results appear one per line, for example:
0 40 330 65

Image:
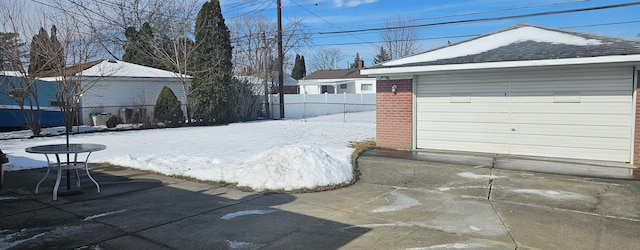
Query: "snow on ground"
1 111 375 191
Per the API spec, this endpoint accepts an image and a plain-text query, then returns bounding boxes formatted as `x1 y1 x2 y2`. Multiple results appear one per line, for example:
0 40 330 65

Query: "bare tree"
0 2 50 136
230 15 312 75
380 17 421 60
309 47 344 72
41 3 106 136
66 0 202 124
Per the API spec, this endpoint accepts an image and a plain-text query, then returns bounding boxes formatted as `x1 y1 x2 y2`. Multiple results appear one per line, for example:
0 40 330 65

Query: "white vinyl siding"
416 65 633 162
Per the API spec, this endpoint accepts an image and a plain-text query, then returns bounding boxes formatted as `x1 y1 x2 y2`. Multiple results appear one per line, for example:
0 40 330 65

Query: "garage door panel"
418 96 512 103
417 139 509 154
510 102 631 114
421 121 509 133
509 145 630 162
419 113 509 123
510 95 630 103
511 124 631 138
511 113 630 126
511 134 630 150
416 65 633 162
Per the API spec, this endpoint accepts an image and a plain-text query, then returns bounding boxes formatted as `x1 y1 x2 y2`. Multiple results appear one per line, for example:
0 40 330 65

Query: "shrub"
153 86 184 127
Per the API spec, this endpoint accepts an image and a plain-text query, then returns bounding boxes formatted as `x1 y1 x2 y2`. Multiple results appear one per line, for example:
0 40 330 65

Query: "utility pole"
261 30 270 118
277 0 285 118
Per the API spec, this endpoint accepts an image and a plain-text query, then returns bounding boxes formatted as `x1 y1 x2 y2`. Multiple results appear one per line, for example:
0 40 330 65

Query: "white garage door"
416 65 634 162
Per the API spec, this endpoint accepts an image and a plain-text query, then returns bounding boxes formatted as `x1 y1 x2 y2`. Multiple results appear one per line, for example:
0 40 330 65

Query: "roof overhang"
361 54 640 77
299 79 355 86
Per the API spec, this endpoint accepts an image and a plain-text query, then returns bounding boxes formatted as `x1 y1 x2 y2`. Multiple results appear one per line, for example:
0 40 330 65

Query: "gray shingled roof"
368 23 640 69
303 68 367 80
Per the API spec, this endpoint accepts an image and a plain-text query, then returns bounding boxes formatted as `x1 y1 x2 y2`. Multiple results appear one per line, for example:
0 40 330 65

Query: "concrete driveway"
1 150 638 249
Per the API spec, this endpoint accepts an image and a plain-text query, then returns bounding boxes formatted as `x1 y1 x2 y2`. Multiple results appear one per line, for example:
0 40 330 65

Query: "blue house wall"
0 76 64 128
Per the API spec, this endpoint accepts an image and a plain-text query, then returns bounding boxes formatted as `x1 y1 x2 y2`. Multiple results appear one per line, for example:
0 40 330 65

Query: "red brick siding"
634 70 640 165
376 79 413 150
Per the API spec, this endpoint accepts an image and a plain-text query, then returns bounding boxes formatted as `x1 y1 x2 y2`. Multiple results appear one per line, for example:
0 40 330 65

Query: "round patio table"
25 143 106 201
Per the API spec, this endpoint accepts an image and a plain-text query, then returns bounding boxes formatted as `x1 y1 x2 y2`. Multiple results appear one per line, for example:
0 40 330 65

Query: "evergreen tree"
0 32 26 71
28 28 49 74
49 26 64 70
373 46 391 64
349 53 363 69
191 0 233 123
122 22 155 67
122 26 139 63
28 26 64 74
300 55 306 77
291 54 306 80
153 86 184 126
137 22 155 67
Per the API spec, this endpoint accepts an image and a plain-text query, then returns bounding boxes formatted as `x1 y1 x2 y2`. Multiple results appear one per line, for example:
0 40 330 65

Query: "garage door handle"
511 128 516 131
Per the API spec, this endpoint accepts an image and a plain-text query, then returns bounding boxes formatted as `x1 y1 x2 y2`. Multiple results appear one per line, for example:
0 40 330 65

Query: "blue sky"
221 0 640 69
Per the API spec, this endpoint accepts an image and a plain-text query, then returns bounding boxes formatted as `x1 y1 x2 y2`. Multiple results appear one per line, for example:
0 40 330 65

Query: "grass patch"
348 140 376 184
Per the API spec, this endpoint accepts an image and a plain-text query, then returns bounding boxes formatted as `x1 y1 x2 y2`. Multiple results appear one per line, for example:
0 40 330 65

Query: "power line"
318 1 640 35
306 19 640 48
322 0 588 30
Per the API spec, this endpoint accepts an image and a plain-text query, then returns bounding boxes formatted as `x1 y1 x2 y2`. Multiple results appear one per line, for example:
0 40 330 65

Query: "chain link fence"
78 93 376 126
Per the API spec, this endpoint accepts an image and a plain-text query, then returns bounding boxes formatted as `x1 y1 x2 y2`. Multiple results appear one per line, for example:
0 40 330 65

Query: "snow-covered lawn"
1 111 375 191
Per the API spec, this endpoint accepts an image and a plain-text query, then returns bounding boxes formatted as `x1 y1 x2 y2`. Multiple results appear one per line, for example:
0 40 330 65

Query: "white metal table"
25 143 106 201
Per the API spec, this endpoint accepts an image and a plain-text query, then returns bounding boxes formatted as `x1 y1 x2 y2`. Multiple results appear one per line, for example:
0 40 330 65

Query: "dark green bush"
153 86 184 127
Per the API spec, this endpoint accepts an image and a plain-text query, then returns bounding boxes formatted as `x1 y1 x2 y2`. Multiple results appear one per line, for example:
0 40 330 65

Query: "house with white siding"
299 61 376 94
39 60 191 125
362 23 640 165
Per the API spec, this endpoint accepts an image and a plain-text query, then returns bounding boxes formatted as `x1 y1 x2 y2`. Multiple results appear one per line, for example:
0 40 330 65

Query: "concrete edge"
361 148 640 181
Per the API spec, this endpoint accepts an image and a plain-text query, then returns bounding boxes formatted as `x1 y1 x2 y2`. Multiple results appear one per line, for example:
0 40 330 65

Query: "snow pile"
1 111 375 192
230 145 354 191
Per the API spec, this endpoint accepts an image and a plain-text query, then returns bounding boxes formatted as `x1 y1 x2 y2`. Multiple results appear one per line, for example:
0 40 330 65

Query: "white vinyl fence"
269 93 375 119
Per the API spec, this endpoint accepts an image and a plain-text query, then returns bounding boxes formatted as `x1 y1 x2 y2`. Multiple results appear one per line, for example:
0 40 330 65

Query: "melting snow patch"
437 185 487 191
468 225 482 232
511 189 593 200
227 240 265 250
0 196 21 201
457 172 503 180
344 222 414 230
407 242 491 249
84 209 127 221
0 229 45 249
372 190 420 213
221 209 278 220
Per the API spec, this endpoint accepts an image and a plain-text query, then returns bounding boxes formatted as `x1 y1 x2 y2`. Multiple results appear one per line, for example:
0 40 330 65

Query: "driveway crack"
487 155 497 200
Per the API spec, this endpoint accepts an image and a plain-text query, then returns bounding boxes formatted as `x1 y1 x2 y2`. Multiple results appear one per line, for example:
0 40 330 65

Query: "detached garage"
362 24 640 164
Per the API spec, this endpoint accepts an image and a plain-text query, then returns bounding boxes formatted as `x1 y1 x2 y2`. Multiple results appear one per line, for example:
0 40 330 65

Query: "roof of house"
363 23 640 74
303 68 370 80
36 60 191 78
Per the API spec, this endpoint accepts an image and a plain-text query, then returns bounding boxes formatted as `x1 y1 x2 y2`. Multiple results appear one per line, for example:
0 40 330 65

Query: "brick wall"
376 79 413 150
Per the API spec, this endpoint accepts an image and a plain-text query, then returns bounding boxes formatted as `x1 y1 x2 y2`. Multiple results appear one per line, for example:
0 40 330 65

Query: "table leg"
54 154 83 199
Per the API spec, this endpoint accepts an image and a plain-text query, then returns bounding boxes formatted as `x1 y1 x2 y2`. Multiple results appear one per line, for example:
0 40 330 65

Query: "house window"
321 85 334 93
360 84 372 91
340 84 347 89
49 99 64 107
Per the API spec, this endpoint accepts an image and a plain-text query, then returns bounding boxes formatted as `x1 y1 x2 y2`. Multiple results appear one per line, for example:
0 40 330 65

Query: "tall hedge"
154 86 184 126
